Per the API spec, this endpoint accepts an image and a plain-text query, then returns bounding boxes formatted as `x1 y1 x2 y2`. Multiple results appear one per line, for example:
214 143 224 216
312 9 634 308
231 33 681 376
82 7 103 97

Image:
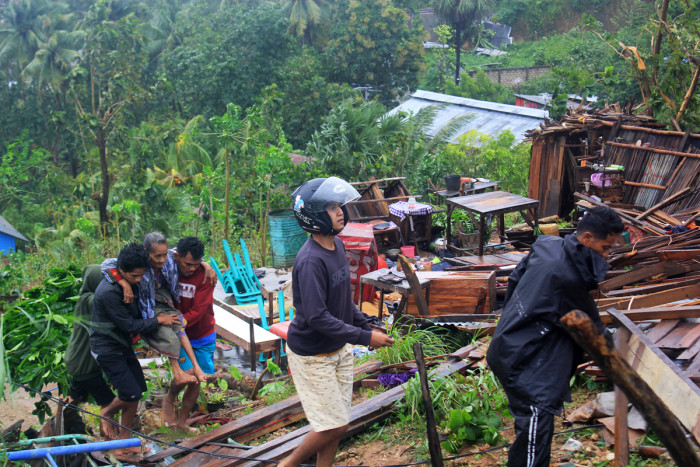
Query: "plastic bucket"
444 175 461 191
268 209 308 268
400 245 415 258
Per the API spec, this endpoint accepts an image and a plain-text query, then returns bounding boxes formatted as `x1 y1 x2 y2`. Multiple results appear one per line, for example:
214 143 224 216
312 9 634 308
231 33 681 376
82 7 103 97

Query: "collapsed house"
527 107 699 224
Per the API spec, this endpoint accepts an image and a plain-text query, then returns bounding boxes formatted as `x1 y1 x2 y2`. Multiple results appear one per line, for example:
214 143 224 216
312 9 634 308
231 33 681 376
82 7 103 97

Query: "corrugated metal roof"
387 90 548 143
0 214 28 242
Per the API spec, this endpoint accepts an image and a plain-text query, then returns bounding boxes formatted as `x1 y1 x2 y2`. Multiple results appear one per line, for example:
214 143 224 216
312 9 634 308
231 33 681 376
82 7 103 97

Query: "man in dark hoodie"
487 206 623 467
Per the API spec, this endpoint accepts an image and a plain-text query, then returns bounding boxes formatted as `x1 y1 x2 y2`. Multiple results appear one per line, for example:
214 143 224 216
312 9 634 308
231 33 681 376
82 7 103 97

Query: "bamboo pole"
560 309 700 467
606 141 700 159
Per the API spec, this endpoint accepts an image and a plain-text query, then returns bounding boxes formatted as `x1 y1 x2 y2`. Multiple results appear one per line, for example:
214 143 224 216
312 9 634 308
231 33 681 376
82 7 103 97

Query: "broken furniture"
388 201 433 249
445 191 539 256
404 271 496 316
360 267 430 318
212 297 281 371
346 177 415 250
434 179 501 203
337 222 380 305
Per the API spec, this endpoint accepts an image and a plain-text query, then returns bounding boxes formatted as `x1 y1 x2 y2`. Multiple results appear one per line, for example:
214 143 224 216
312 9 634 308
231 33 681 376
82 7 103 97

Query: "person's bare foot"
98 408 118 440
162 398 177 427
176 423 198 434
114 445 150 456
172 370 198 385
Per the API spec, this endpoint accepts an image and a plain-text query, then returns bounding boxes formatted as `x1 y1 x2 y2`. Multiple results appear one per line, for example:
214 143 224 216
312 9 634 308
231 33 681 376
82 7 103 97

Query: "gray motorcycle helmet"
292 177 360 235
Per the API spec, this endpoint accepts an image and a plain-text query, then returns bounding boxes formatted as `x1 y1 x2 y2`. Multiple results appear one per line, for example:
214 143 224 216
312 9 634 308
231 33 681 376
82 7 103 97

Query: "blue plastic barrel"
268 209 308 268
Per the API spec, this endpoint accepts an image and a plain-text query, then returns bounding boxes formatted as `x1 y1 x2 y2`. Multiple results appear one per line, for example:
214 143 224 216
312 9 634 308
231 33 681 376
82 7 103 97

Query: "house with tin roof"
386 90 548 143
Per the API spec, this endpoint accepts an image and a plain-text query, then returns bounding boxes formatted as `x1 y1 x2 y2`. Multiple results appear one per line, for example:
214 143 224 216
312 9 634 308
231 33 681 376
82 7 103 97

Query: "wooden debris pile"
142 340 490 467
583 228 700 383
526 106 699 220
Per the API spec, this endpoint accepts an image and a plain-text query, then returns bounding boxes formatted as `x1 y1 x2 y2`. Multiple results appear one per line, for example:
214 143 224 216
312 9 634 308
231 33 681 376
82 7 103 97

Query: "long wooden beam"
606 141 700 159
560 309 700 466
598 306 700 325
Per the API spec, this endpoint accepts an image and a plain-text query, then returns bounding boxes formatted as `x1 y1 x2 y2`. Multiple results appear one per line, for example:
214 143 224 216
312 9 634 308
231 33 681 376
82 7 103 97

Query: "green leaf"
229 366 242 380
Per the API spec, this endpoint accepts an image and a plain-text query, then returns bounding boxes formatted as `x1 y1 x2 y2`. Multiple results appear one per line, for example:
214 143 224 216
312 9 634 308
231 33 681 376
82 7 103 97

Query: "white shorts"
287 343 353 432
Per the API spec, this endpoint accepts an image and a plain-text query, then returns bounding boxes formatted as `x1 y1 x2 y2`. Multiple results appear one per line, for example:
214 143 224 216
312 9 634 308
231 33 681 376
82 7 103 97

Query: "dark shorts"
69 373 115 407
95 350 146 402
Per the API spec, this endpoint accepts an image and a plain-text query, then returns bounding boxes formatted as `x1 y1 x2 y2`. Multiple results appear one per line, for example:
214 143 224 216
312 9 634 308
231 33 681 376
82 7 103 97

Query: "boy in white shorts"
279 177 394 467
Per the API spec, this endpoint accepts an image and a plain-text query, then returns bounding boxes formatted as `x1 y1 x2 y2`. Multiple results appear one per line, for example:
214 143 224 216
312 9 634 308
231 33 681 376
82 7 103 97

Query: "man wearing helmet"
280 177 395 467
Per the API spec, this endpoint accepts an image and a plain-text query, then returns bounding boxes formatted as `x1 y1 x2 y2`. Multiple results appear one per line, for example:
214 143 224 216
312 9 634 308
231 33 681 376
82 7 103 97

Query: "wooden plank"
171 445 234 467
635 187 690 220
678 323 700 349
606 275 700 296
597 284 700 310
143 395 303 462
657 250 700 262
214 304 280 348
645 319 681 344
677 336 700 360
609 309 700 445
598 306 700 325
600 262 700 292
655 321 699 350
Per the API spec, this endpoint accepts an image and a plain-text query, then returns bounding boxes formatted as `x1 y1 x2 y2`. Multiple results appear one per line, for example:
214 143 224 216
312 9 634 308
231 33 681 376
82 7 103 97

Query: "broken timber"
560 309 700 466
169 343 481 466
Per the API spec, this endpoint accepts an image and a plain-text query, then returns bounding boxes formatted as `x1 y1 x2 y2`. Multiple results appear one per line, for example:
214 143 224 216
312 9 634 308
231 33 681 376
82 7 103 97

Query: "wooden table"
445 191 539 256
359 268 430 318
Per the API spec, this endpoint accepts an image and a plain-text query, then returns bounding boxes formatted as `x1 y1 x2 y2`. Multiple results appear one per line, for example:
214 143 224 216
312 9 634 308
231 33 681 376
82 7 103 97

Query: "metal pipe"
7 438 141 461
12 434 96 447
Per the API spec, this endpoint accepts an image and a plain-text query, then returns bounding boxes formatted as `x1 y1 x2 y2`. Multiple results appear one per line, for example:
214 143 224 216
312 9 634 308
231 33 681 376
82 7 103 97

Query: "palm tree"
0 0 53 81
432 0 495 85
21 26 83 93
279 0 326 46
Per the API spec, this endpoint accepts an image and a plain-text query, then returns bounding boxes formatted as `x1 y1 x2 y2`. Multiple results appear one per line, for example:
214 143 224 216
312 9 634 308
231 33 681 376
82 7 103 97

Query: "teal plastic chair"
210 257 236 294
221 239 262 305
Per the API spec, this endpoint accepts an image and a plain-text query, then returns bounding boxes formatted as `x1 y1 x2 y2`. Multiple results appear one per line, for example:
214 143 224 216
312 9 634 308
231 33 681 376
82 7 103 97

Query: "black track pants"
507 403 555 467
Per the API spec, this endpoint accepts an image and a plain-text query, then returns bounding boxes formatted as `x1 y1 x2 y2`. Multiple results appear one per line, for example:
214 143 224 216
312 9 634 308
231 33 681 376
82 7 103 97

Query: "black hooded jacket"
486 234 609 414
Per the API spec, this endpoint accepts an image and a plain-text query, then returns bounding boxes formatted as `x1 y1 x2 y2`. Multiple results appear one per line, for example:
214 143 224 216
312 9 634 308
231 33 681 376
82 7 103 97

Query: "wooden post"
397 255 429 316
413 342 444 467
614 328 630 467
560 310 700 467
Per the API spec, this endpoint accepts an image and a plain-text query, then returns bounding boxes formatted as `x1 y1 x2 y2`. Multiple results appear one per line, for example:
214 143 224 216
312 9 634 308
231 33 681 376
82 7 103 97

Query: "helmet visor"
300 177 360 213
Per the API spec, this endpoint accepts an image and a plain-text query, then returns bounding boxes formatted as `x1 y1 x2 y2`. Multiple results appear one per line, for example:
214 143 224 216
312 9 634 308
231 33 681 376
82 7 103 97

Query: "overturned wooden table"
445 191 539 256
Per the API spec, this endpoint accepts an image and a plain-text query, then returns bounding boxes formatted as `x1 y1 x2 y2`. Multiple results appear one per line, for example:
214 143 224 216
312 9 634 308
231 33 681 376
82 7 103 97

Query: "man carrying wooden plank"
162 236 217 431
487 206 624 467
279 177 395 467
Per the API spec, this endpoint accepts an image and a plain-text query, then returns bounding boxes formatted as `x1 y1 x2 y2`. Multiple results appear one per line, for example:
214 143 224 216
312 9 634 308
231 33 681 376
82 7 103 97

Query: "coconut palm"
21 25 83 93
279 0 326 46
432 0 495 85
0 0 54 81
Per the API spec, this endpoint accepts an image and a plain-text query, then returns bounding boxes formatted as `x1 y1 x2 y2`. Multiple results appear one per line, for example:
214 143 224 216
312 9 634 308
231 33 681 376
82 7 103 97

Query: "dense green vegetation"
0 0 697 291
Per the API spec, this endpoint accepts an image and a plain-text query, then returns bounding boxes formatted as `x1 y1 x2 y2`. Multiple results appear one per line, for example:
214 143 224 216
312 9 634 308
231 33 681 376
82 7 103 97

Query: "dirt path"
0 384 42 430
